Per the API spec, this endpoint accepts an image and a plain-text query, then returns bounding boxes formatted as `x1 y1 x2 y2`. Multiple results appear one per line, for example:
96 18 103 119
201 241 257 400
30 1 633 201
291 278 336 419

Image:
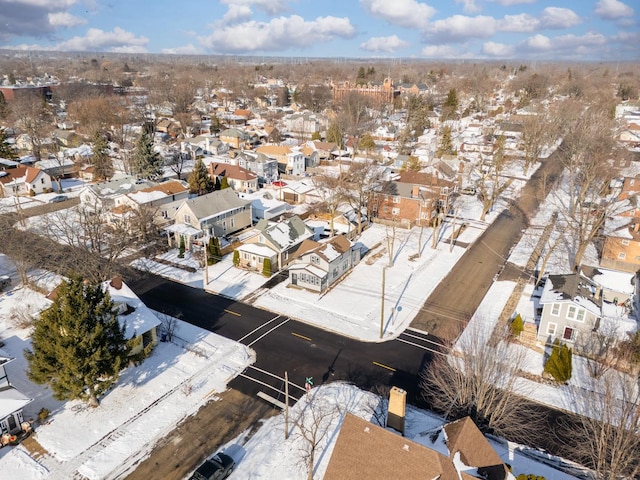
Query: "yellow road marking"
224 309 241 316
373 361 396 372
291 332 312 342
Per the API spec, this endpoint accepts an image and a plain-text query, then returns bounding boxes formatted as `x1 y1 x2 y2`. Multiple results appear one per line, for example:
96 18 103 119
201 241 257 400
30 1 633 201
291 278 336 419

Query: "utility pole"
380 266 386 339
284 371 289 440
449 208 458 253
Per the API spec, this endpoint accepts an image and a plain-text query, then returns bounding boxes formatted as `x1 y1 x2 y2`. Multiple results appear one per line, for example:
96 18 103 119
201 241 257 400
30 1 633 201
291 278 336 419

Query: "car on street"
188 453 235 480
48 195 68 203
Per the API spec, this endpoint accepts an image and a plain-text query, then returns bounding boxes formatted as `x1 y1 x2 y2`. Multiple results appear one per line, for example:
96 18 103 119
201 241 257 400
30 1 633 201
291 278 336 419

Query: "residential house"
368 171 456 228
168 188 252 248
235 151 279 185
114 180 190 227
299 144 320 169
306 140 339 162
234 242 279 274
256 145 305 176
35 157 77 179
268 178 320 204
239 190 292 222
241 215 314 270
0 349 33 438
324 413 512 480
537 272 603 346
208 162 258 193
155 118 181 137
106 276 161 357
219 128 250 149
282 111 325 139
79 175 152 211
0 166 52 196
287 235 361 293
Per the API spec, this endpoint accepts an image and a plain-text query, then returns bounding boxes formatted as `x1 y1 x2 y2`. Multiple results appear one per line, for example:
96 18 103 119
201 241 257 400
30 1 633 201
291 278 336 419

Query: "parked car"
189 453 235 480
48 194 68 203
460 186 476 196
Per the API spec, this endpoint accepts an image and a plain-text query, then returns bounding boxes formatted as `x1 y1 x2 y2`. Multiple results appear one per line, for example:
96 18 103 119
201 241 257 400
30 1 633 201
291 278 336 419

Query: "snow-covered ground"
0 153 610 479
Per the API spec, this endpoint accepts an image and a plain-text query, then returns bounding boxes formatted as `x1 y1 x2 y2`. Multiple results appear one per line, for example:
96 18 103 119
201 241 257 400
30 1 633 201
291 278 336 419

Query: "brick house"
208 162 258 193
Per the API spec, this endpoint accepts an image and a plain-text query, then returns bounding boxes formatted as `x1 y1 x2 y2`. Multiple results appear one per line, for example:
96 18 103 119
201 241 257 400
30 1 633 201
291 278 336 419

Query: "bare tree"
520 102 558 175
561 371 640 480
342 159 382 235
10 92 53 161
313 171 347 237
420 322 539 441
477 135 511 221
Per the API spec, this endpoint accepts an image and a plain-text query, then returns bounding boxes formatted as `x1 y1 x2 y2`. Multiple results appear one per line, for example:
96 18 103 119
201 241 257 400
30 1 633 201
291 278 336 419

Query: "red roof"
272 180 287 187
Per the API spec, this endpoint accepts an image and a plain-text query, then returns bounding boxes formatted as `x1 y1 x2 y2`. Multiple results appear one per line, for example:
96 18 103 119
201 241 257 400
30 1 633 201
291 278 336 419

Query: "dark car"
48 195 68 203
189 453 235 480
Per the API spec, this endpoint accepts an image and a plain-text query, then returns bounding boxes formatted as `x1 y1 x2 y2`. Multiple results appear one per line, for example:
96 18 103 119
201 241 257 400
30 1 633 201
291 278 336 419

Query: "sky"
0 0 638 61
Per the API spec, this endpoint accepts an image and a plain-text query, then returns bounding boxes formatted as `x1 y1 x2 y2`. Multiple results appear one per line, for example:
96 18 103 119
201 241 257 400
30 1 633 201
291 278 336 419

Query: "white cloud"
594 0 634 19
522 31 607 56
524 34 554 51
199 15 355 53
421 44 460 57
48 11 86 28
360 0 437 29
220 0 289 16
360 35 409 53
455 0 481 14
482 41 515 57
488 0 535 5
539 7 581 29
222 4 253 24
497 13 538 32
425 15 496 42
56 27 149 52
161 44 205 55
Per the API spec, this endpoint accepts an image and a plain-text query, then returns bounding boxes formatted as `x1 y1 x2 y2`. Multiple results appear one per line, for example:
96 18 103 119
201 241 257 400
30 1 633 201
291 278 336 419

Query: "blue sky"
0 0 637 61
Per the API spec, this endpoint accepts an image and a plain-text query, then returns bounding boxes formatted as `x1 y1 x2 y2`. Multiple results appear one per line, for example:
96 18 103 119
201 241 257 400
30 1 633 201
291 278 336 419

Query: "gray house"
0 350 33 439
537 273 602 346
236 151 278 185
167 188 252 248
288 235 361 293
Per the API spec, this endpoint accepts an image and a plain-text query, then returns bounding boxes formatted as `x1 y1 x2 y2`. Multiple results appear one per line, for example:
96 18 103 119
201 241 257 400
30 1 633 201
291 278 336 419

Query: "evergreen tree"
510 314 524 337
358 133 376 157
262 258 272 277
311 131 322 141
401 156 421 172
356 67 366 86
0 90 9 119
91 130 113 181
326 122 344 149
441 88 459 122
544 340 572 383
219 176 230 190
24 277 128 407
133 130 163 180
233 250 240 267
436 126 455 157
187 158 214 195
0 127 17 160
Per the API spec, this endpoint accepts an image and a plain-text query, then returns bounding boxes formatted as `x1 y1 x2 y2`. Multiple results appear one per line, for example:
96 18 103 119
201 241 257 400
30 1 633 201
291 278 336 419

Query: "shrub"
544 340 572 383
262 258 272 277
233 250 240 267
37 407 50 423
516 475 546 480
510 314 524 337
178 236 185 258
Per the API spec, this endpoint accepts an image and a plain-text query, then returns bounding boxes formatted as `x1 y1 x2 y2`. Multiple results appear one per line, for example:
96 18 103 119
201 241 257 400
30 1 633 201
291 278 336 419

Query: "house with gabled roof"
208 162 258 193
240 215 314 270
219 128 250 149
79 175 153 211
235 150 279 185
324 413 513 480
256 145 305 176
168 188 252 248
0 165 52 196
287 234 360 293
0 349 33 439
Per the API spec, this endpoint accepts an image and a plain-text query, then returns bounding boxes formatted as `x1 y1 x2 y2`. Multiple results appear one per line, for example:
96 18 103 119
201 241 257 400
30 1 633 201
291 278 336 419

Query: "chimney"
387 386 407 435
634 223 639 233
110 276 123 290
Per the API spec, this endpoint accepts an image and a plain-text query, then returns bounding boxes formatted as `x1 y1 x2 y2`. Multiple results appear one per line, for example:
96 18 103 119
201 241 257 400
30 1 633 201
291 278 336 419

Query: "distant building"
331 78 399 106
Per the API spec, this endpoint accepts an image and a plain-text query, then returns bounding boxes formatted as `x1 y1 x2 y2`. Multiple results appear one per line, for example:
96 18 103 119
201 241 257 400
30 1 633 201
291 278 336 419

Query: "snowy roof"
258 215 313 250
288 262 328 278
236 242 277 257
539 274 602 317
165 223 202 236
105 278 161 340
583 266 635 295
0 385 33 420
128 190 167 204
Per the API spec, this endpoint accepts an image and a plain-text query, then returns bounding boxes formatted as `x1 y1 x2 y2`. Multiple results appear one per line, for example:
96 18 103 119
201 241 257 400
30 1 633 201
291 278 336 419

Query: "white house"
0 349 33 438
0 166 53 196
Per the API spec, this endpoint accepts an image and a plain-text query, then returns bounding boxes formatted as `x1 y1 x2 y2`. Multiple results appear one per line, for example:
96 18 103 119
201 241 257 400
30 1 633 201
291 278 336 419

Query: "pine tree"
358 133 376 157
311 131 322 141
233 250 240 267
133 129 163 180
219 176 230 190
326 122 344 149
262 257 272 277
187 158 214 195
436 126 455 157
510 313 524 337
24 277 128 407
91 130 113 181
178 236 185 258
0 90 9 120
0 127 17 160
544 340 572 383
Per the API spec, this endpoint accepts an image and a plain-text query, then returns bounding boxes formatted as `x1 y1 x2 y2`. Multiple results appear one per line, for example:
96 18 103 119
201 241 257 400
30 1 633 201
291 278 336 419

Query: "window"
567 305 577 320
576 308 585 322
161 210 168 218
393 196 401 204
621 239 630 245
41 178 45 184
184 214 191 224
311 255 319 265
563 327 576 342
230 217 235 228
551 303 560 316
618 252 627 260
547 322 557 336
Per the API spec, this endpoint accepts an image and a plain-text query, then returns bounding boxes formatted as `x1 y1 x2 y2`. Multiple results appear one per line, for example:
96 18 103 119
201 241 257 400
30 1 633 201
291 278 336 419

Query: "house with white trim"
0 349 33 438
0 166 52 196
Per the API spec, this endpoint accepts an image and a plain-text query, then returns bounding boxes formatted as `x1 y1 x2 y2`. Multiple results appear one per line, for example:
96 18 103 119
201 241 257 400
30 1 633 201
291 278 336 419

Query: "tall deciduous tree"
133 129 163 180
188 158 214 195
24 276 128 407
10 92 52 162
326 122 344 149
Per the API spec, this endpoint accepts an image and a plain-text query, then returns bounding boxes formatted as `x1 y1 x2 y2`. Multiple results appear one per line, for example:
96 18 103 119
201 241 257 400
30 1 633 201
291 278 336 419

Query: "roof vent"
363 427 370 433
403 444 410 452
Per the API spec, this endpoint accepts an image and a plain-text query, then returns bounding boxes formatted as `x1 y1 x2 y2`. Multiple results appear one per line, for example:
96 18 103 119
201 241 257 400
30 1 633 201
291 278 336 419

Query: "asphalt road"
128 274 442 406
